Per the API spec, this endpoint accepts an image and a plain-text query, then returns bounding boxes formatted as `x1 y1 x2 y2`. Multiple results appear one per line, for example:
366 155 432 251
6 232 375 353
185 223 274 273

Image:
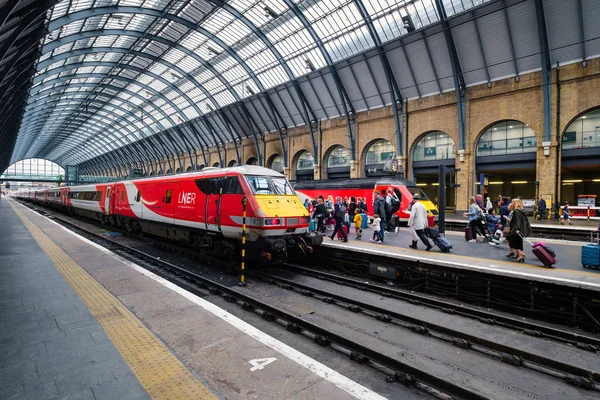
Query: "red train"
18 166 322 263
294 177 438 225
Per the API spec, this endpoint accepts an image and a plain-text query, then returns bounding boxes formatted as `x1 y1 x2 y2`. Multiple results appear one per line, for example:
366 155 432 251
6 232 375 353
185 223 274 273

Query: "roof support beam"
577 0 587 66
354 0 405 158
435 0 466 151
472 13 491 86
501 0 519 80
282 0 357 161
534 0 552 143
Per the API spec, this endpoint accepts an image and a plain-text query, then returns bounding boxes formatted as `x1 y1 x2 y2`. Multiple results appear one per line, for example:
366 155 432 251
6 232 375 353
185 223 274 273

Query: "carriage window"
105 188 110 199
165 189 172 204
222 177 242 194
135 191 141 202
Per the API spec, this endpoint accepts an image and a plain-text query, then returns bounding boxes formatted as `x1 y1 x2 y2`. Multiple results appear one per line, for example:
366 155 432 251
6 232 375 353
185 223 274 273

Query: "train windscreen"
245 175 295 195
406 186 429 200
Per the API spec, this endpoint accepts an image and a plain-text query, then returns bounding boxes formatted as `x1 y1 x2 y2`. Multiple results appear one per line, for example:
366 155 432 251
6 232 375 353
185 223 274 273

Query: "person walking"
373 190 387 242
353 208 363 240
464 196 484 242
408 195 432 251
506 198 532 262
560 202 573 225
329 196 348 242
370 214 382 243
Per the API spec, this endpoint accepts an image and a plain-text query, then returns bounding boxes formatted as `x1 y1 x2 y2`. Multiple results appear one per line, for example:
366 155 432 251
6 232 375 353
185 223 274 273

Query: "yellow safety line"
9 202 216 400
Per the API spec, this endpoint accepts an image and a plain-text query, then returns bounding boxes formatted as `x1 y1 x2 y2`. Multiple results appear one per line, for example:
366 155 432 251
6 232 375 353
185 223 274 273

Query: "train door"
158 182 175 219
104 186 111 215
206 178 222 232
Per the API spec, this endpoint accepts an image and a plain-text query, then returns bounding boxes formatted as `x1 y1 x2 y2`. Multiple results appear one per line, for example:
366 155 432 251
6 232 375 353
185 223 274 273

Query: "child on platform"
370 214 382 244
353 208 363 240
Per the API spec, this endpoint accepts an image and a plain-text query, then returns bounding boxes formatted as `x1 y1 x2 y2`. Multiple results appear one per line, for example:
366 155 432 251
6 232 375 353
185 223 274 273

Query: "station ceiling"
0 0 597 173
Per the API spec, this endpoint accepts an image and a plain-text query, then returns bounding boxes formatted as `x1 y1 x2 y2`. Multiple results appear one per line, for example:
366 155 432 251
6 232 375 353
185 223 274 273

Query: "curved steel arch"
27 71 196 160
21 97 165 159
38 29 258 157
46 8 268 162
23 106 154 164
34 48 221 112
48 6 266 91
26 82 177 127
280 0 357 161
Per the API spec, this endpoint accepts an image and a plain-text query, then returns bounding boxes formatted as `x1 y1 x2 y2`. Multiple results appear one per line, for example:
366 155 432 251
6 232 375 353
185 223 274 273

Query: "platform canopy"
0 0 597 174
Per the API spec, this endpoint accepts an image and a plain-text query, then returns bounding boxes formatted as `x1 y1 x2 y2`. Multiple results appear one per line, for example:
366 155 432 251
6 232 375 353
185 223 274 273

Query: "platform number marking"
248 357 277 371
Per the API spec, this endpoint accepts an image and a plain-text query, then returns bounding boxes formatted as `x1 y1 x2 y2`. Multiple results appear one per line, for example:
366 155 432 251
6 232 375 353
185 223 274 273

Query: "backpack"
334 203 347 219
391 196 400 213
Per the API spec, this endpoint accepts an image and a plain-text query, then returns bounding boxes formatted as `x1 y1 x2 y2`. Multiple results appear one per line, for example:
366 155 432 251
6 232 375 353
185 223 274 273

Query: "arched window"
175 167 182 173
477 121 536 156
327 146 350 168
268 154 283 173
213 162 220 168
228 160 238 167
562 109 600 150
326 145 350 179
186 166 193 172
365 139 396 164
149 171 155 176
413 132 455 161
197 164 205 170
2 158 64 179
246 157 258 165
364 140 396 176
295 151 314 181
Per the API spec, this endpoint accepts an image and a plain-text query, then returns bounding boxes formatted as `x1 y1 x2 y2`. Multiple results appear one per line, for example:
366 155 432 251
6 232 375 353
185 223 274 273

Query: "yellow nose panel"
254 195 309 217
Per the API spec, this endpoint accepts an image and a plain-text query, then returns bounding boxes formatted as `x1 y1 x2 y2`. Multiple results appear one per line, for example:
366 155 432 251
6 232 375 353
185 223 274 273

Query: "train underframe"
43 201 322 264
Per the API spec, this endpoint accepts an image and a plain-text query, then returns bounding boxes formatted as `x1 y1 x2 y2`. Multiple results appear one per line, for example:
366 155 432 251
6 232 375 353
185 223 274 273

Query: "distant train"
294 177 438 225
17 166 322 263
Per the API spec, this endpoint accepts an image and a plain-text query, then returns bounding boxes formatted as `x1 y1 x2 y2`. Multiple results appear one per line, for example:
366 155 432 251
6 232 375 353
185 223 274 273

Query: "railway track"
19 200 600 399
250 266 599 390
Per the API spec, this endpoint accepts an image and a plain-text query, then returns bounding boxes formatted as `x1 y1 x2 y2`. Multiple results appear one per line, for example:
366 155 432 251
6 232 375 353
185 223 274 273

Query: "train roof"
46 165 285 191
294 176 416 190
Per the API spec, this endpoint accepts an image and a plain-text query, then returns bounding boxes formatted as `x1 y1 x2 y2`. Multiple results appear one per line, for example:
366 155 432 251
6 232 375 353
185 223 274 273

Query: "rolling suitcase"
309 219 317 232
360 213 369 229
582 232 600 268
433 236 452 253
337 225 349 240
523 235 556 268
465 226 474 241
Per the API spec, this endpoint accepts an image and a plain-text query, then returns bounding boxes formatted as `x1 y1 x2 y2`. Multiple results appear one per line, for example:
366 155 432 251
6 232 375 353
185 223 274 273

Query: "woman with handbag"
506 198 532 262
464 196 484 242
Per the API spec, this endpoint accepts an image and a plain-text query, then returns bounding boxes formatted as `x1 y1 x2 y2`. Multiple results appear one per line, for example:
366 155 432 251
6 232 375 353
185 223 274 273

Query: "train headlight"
263 218 282 226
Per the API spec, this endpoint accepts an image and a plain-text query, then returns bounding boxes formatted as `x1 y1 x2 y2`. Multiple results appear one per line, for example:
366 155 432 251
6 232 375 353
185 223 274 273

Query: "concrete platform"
321 224 600 291
1 198 384 400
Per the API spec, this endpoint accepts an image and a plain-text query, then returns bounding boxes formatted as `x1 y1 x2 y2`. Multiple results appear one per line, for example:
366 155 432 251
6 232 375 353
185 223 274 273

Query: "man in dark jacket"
330 196 348 242
373 190 387 242
537 195 547 220
499 197 510 229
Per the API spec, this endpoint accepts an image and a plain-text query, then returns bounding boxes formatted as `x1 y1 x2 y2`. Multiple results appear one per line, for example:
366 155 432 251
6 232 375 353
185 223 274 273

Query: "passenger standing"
313 197 327 235
373 190 387 242
408 195 432 251
370 214 382 243
499 197 510 229
353 208 362 240
464 197 483 242
303 199 310 210
506 198 532 262
329 196 348 242
359 197 368 214
349 196 357 216
486 197 493 214
537 195 547 220
560 202 573 225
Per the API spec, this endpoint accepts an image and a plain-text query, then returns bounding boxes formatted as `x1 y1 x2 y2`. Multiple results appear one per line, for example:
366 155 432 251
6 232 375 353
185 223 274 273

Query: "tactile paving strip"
10 202 217 400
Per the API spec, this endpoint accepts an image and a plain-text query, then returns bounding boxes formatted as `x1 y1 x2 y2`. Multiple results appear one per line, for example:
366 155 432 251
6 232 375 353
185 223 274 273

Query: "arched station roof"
0 0 597 174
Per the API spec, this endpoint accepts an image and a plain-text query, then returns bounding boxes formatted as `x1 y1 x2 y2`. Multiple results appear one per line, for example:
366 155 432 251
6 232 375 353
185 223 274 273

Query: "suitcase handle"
591 231 600 245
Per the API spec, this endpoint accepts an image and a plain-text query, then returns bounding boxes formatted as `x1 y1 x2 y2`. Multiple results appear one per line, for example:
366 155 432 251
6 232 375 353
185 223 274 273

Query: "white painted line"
322 241 600 290
19 202 387 400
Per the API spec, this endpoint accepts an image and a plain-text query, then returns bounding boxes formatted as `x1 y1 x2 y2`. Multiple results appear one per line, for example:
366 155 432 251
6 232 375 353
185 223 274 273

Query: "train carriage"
23 166 321 264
